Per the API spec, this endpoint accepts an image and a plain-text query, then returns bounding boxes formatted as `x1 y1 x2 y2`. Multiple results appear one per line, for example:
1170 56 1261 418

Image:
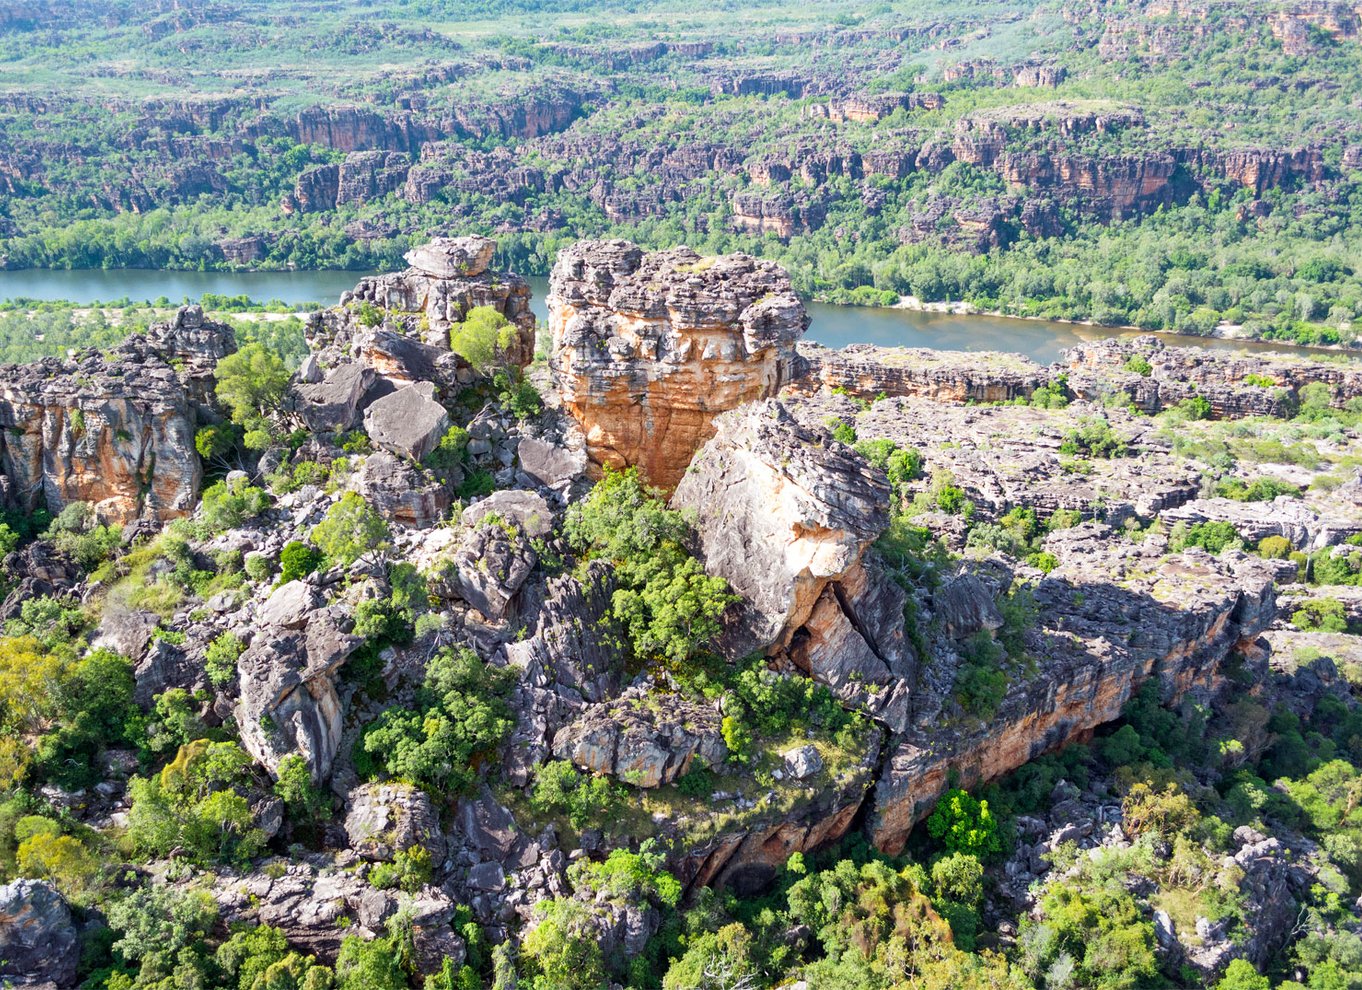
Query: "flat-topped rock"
363 381 449 461
404 235 497 278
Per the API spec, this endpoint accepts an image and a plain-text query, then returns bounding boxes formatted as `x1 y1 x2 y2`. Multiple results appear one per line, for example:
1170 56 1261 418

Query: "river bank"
0 268 1356 367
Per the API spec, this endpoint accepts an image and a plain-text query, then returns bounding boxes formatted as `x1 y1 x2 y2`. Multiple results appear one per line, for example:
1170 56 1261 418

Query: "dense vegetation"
1 1 1361 344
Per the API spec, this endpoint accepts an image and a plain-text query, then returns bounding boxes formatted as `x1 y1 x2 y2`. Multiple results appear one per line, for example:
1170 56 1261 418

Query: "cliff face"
0 306 232 525
548 240 806 489
672 382 1281 856
870 534 1280 853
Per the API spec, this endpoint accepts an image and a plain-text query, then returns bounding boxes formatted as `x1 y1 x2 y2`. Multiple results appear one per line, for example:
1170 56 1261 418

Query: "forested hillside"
1 0 1362 342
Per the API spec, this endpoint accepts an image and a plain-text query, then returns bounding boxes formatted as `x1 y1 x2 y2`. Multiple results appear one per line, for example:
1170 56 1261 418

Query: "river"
0 269 1347 366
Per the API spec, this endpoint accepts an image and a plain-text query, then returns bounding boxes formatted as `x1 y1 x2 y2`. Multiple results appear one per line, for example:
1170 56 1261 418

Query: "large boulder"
551 695 727 788
405 236 497 278
350 451 451 528
293 362 374 433
363 381 449 461
548 240 806 489
236 601 362 782
345 782 446 863
671 400 913 727
0 879 80 988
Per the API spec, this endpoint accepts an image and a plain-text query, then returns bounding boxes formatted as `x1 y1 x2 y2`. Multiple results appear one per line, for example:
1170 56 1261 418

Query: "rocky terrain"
4 238 1362 989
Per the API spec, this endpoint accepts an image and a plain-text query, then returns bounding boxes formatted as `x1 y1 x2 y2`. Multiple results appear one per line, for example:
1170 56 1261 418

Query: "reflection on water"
0 269 1350 367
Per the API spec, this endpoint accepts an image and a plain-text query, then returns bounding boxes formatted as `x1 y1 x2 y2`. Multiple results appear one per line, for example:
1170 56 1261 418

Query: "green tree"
926 788 1003 858
450 305 516 375
310 493 389 567
214 342 291 434
564 469 735 666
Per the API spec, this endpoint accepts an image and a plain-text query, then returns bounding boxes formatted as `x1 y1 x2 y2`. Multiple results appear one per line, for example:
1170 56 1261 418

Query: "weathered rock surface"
673 401 914 728
549 241 807 488
794 341 1048 403
552 694 727 788
350 451 451 528
870 532 1279 852
363 381 450 461
340 237 535 367
0 879 80 989
345 782 446 862
0 306 234 524
237 597 362 782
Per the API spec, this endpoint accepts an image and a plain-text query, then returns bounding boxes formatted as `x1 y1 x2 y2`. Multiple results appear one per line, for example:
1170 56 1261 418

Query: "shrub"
569 842 682 907
530 760 624 830
449 305 516 374
204 632 244 687
494 368 542 420
826 417 857 445
1216 477 1303 501
424 425 469 470
1292 598 1349 633
369 845 433 893
356 647 513 794
1258 535 1292 559
199 477 269 533
564 469 736 666
214 343 290 433
125 739 265 866
1171 520 1241 554
194 423 238 463
1123 354 1153 376
854 438 923 489
1060 417 1127 458
1180 395 1213 420
279 541 324 583
310 493 389 567
47 502 122 572
244 553 272 582
274 753 327 825
926 788 1003 858
954 631 1007 717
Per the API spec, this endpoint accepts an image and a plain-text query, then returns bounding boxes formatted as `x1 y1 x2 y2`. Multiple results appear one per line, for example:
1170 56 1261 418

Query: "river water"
0 268 1345 367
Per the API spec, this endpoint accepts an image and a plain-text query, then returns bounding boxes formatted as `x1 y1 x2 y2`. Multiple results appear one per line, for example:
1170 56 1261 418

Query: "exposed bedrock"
548 240 806 489
0 305 233 525
671 400 916 731
795 341 1049 403
870 531 1281 854
292 236 534 434
673 392 1282 857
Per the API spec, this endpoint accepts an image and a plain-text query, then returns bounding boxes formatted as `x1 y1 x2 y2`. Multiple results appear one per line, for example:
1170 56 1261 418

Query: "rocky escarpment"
1066 335 1362 417
675 387 1282 854
548 240 806 488
0 305 233 524
870 527 1280 852
795 341 1049 403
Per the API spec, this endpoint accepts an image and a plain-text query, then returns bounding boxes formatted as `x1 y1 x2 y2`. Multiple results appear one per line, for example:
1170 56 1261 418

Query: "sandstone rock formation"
870 530 1279 853
551 694 727 788
548 241 807 488
0 879 80 988
672 401 915 730
237 591 362 782
345 782 446 862
794 341 1049 403
0 306 234 524
339 235 535 366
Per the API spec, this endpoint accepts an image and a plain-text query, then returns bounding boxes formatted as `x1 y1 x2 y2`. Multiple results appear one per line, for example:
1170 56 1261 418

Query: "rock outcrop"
869 530 1280 853
672 401 915 730
0 306 234 524
0 879 80 988
548 241 807 489
340 235 535 366
236 588 362 782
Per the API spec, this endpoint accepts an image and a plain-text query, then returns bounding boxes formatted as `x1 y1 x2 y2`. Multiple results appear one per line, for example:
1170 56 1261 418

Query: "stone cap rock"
404 236 497 278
